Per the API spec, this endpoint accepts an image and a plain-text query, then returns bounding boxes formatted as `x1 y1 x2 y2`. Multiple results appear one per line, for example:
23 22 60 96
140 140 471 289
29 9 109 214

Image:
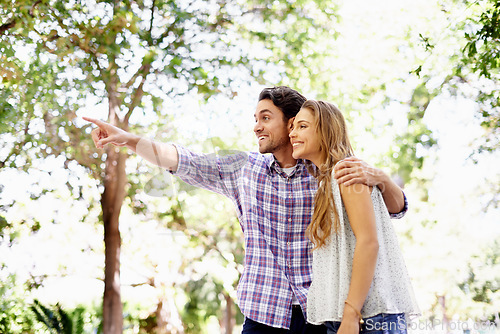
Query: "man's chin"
258 146 272 154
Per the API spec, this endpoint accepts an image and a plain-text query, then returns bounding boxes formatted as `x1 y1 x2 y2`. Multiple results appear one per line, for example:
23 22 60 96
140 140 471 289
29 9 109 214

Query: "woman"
289 100 419 334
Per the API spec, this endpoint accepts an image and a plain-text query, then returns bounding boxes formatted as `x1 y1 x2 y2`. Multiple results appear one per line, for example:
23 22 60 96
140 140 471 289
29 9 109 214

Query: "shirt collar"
264 154 308 177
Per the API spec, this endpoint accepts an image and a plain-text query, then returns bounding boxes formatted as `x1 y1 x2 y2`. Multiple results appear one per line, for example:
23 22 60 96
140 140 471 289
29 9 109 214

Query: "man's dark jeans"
242 305 327 334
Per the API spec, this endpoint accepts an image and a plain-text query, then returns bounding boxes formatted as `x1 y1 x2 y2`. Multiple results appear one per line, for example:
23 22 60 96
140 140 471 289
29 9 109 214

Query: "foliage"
458 240 500 320
1 0 336 331
398 0 499 187
387 82 438 183
123 135 246 332
30 299 102 334
455 0 499 155
462 0 500 79
1 0 499 331
0 275 35 334
31 299 74 334
181 275 225 333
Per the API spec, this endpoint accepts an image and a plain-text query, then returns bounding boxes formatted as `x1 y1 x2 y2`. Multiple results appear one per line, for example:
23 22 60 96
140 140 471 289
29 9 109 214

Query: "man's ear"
287 117 295 132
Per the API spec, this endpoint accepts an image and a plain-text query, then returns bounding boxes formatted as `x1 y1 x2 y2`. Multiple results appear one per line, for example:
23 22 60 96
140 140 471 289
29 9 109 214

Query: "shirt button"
288 218 292 222
287 242 291 246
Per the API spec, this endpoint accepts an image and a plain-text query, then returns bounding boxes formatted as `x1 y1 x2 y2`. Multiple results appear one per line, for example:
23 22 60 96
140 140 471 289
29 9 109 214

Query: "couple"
85 86 419 334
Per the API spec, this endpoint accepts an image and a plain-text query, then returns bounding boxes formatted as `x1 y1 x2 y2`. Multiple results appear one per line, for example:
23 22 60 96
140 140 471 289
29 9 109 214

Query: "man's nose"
254 121 262 133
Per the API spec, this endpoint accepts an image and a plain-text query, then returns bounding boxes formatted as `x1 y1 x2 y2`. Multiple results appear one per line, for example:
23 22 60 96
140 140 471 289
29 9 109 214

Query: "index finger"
82 116 109 129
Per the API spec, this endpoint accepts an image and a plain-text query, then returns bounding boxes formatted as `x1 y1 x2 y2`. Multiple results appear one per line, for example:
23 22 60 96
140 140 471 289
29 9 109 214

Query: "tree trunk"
101 144 127 334
438 295 449 331
101 92 128 333
155 300 168 334
222 293 234 334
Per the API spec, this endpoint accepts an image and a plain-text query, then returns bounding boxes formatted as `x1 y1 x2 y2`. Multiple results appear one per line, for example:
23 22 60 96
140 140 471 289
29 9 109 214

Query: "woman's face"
289 107 324 167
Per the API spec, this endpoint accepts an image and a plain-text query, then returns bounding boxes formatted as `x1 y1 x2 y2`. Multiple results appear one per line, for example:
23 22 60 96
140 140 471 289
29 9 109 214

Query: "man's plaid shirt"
171 145 408 329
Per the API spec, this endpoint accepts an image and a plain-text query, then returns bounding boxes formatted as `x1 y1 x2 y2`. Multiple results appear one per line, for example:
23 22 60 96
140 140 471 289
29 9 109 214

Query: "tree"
413 0 499 157
0 0 336 332
458 240 500 320
456 0 500 157
390 0 500 324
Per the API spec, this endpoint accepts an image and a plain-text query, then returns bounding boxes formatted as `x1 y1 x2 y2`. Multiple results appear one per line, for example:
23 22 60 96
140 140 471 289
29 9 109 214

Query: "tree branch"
0 20 16 36
29 0 43 16
124 65 150 123
122 64 146 91
149 0 156 35
0 0 43 36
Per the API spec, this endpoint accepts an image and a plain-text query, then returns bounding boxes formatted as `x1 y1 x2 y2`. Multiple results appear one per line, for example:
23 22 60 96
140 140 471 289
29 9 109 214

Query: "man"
84 86 407 333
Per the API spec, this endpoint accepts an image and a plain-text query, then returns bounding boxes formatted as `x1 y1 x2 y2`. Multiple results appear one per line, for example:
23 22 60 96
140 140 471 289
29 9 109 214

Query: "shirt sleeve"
169 144 248 199
389 191 408 219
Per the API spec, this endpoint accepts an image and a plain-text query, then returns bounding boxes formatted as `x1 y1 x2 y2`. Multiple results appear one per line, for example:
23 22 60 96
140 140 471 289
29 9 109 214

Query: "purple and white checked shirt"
171 145 408 329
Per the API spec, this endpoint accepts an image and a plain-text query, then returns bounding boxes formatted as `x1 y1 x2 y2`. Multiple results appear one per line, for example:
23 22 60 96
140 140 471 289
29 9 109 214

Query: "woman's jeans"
325 313 407 334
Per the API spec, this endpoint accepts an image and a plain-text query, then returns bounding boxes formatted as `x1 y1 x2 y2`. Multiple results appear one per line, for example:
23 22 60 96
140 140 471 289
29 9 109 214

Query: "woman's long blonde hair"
302 100 354 249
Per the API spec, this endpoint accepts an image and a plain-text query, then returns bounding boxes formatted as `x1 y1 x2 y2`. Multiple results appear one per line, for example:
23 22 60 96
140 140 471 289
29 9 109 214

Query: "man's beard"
259 137 288 154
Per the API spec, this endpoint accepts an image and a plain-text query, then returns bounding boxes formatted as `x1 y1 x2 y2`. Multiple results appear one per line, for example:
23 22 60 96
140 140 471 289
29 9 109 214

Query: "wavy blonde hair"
302 100 354 249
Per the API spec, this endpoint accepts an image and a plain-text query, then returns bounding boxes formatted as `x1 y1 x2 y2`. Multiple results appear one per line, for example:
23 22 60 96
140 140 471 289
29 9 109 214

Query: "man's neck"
273 146 297 169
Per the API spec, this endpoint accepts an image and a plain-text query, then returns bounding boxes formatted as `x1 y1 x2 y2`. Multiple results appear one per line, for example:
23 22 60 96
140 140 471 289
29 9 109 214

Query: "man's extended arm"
334 156 406 215
83 117 179 172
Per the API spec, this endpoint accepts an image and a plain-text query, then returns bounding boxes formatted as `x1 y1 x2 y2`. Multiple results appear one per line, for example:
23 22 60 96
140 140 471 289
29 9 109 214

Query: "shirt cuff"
389 192 408 219
168 143 189 177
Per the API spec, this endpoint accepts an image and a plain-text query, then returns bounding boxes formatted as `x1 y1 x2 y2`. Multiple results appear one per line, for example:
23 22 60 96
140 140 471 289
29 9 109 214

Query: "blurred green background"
1 0 498 333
